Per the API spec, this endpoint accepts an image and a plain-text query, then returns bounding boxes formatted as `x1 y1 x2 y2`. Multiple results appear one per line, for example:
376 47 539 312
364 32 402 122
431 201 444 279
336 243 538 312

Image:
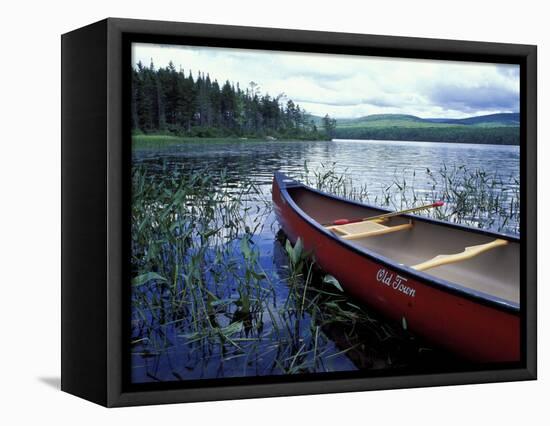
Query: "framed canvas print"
61 18 537 407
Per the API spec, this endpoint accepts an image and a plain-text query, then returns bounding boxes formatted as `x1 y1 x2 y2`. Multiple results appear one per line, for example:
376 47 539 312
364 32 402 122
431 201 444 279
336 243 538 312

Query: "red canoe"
272 172 520 363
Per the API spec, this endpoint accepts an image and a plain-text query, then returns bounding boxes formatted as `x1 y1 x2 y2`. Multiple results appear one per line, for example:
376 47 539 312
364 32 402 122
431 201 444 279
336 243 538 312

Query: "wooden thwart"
330 220 413 240
412 238 508 271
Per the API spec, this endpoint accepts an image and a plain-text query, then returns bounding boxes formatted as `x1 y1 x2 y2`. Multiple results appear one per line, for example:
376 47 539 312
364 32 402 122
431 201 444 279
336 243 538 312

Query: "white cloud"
132 43 520 119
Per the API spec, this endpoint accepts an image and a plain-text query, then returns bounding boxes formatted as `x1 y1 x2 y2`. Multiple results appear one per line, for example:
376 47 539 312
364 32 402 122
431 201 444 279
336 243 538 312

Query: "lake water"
136 138 519 234
131 139 519 384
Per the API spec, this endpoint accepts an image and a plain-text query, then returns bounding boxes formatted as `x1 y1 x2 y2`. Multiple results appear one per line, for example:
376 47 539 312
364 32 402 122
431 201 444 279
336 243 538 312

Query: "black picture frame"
61 17 537 407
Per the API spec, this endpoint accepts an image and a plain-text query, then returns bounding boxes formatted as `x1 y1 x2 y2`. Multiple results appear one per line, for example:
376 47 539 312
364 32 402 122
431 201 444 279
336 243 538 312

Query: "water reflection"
131 139 515 383
135 139 519 233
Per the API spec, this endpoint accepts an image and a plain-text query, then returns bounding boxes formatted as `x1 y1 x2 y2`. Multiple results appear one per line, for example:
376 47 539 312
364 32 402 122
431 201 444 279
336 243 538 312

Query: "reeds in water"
300 161 519 235
131 160 494 381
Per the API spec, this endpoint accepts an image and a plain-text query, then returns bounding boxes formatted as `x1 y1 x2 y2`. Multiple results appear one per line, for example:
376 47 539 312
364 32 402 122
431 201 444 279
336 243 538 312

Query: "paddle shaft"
331 201 444 226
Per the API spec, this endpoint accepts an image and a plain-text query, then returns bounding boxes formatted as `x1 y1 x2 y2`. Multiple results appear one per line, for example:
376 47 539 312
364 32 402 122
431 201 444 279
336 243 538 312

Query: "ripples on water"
131 139 519 383
135 139 519 226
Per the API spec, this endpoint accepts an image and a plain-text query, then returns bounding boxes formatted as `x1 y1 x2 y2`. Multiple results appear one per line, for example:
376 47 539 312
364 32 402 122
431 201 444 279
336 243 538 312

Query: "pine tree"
131 61 326 140
322 114 337 140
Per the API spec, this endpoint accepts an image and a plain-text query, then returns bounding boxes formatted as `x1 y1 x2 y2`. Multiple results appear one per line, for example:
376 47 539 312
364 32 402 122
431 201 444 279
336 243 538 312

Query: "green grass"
132 134 327 150
132 134 259 150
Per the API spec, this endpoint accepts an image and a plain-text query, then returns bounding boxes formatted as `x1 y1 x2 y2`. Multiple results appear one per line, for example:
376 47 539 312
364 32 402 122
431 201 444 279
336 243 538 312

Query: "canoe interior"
287 186 520 305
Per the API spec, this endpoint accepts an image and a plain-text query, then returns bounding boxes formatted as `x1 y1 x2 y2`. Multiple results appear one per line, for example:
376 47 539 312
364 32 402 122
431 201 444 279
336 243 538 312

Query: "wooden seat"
330 220 413 240
412 238 508 271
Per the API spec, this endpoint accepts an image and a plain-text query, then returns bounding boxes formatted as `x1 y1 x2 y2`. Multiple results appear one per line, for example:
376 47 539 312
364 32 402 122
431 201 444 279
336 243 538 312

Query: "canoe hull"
273 175 520 363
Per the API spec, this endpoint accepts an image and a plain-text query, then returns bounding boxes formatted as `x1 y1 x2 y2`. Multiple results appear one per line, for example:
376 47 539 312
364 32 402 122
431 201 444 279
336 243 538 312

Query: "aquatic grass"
131 158 475 383
299 160 519 235
270 236 441 373
130 164 345 380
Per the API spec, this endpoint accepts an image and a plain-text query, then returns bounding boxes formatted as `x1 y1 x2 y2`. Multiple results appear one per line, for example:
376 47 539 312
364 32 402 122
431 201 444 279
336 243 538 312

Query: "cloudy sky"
132 43 519 119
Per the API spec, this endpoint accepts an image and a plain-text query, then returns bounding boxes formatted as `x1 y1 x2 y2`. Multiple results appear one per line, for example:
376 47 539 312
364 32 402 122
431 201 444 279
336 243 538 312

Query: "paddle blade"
433 201 444 207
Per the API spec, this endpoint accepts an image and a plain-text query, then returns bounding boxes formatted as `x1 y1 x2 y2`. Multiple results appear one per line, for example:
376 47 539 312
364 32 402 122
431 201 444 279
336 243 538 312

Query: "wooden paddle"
328 201 444 226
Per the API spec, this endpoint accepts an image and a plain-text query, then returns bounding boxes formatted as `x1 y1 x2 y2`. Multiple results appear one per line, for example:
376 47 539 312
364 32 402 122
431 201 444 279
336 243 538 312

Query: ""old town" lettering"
376 268 416 297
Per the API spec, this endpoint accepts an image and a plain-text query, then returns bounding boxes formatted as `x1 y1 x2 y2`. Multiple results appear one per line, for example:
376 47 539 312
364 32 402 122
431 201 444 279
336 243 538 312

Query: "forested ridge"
131 60 518 146
333 125 519 145
131 61 336 139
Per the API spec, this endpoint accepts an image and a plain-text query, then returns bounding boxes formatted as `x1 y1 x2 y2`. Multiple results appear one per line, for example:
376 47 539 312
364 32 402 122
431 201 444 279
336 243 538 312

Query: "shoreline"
132 133 519 150
132 134 330 149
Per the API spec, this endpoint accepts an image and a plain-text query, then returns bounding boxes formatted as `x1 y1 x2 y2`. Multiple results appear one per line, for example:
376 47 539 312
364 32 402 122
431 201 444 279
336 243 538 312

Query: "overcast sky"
132 43 519 119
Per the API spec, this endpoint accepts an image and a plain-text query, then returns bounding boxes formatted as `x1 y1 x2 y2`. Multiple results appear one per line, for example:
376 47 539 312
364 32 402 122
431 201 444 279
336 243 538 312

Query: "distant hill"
423 113 520 127
308 112 520 145
338 114 423 124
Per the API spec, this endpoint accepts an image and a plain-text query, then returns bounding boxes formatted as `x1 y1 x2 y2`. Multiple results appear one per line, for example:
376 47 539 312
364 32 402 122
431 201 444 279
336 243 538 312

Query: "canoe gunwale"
274 171 520 314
